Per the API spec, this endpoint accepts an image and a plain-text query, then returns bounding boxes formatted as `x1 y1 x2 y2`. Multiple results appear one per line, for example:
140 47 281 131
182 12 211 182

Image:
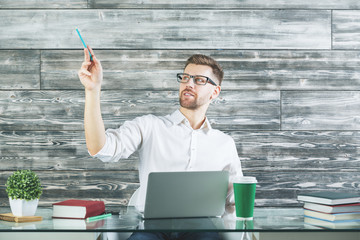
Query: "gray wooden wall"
1 1 360 211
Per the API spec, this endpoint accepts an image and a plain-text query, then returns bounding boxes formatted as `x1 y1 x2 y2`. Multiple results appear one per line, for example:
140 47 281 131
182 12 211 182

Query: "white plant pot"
9 198 39 216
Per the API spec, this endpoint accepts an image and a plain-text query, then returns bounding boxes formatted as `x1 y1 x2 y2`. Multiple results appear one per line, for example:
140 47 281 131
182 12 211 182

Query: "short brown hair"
185 54 224 85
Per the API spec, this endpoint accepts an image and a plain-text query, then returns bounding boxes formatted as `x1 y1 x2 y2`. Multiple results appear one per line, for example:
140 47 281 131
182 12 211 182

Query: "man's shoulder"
209 128 235 142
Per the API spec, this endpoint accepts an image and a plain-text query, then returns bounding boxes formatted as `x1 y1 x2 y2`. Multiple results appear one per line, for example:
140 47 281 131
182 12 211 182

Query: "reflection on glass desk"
0 207 359 240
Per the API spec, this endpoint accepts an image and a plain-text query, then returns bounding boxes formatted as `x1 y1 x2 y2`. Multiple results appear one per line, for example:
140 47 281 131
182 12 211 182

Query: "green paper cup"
233 176 257 220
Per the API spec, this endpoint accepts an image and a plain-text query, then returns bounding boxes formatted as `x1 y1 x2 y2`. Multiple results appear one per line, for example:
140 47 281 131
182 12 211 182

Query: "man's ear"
210 85 221 100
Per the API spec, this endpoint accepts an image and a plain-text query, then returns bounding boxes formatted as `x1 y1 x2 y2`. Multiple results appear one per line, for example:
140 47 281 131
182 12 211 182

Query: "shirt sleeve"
91 115 151 163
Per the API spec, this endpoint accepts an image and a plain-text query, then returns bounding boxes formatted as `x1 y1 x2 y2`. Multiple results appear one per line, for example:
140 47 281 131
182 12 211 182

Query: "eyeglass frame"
176 73 218 86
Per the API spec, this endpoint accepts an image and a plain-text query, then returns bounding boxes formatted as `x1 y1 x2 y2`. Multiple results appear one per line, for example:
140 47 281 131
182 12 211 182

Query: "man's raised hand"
78 46 103 91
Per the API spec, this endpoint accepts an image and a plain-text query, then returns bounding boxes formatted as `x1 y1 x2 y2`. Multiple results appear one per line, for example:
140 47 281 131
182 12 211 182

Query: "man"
78 47 242 240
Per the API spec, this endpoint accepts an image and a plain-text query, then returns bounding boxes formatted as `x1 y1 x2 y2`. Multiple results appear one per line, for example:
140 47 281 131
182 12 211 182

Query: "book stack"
52 199 105 219
52 199 106 229
297 191 360 229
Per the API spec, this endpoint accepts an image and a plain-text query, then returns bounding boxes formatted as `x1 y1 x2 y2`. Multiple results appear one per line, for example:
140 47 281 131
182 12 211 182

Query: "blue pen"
76 28 93 61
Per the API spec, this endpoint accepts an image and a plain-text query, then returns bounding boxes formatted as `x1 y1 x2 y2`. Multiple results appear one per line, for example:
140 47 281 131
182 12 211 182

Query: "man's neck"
179 106 208 130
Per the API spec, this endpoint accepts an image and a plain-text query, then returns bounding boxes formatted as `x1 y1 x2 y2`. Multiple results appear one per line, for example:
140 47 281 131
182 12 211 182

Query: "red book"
52 199 105 219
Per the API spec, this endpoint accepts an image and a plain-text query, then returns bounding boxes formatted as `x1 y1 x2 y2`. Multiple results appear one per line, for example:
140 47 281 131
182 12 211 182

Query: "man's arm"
78 46 105 156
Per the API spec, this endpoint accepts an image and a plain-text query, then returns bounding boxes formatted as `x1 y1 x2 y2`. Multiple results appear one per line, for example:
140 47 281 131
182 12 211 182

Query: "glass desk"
0 207 359 240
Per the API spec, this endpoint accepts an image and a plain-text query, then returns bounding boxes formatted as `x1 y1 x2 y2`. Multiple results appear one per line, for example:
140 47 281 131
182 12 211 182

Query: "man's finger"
88 45 98 63
79 68 92 76
81 62 91 68
84 48 90 62
88 45 94 56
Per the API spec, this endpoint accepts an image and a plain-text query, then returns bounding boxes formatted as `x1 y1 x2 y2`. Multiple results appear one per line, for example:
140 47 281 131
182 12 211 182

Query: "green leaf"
6 170 42 201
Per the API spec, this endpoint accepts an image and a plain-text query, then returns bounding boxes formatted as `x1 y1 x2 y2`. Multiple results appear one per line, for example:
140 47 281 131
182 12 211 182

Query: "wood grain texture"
255 171 359 206
0 170 357 208
228 131 360 171
1 0 360 9
42 49 360 91
0 131 139 171
1 1 360 210
255 170 360 206
0 50 40 90
282 91 360 130
0 90 280 131
0 90 86 131
333 10 360 49
0 0 87 8
41 50 182 90
1 130 359 172
0 171 139 207
89 0 360 9
0 10 331 49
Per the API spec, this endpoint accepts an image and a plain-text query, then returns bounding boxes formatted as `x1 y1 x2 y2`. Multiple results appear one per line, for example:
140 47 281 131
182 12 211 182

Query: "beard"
179 89 208 110
180 97 197 109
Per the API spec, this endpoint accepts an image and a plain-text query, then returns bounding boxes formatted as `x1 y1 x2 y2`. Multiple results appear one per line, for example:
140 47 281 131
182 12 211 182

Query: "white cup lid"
234 176 257 183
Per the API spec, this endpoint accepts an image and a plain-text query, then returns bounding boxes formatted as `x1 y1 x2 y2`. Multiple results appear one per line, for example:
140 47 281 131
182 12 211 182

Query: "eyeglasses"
176 73 217 86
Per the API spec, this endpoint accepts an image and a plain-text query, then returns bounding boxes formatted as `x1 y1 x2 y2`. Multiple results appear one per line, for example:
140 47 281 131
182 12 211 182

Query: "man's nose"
185 76 195 88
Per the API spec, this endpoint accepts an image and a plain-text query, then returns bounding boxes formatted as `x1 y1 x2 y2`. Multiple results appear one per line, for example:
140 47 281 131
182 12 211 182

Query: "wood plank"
42 50 360 91
0 0 87 8
254 172 360 206
0 90 87 131
0 171 139 207
210 91 280 130
41 50 182 90
0 171 357 208
222 50 360 91
333 10 360 49
2 0 358 9
282 91 360 130
0 10 331 49
0 90 280 131
1 130 359 172
0 131 138 171
0 50 40 90
90 0 360 9
227 131 360 171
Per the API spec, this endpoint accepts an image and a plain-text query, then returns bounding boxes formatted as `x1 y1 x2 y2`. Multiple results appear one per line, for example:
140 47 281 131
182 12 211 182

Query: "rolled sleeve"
90 115 150 163
90 132 119 162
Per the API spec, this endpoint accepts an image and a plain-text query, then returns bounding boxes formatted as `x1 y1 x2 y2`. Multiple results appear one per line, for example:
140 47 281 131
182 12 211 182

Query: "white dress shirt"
93 110 243 211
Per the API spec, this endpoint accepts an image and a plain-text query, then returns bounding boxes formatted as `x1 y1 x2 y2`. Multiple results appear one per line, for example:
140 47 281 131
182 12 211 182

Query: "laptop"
142 171 229 219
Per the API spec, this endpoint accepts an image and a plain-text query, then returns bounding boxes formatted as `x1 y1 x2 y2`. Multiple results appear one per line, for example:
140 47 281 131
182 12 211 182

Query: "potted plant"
6 170 43 216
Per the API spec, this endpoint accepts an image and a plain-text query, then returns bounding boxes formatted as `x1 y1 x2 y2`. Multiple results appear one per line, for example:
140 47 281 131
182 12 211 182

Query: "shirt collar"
169 110 212 132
